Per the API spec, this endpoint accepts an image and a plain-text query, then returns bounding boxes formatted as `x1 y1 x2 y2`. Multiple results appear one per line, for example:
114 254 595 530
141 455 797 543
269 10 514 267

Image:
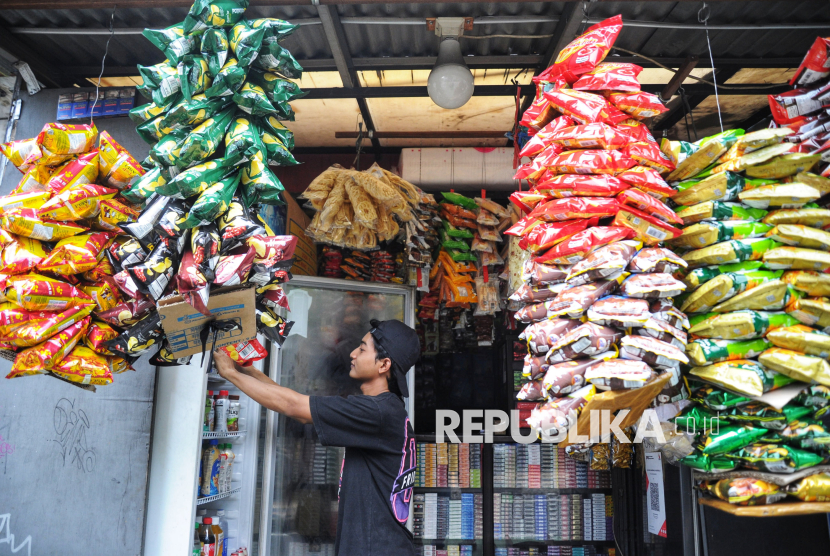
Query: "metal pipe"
587 17 830 31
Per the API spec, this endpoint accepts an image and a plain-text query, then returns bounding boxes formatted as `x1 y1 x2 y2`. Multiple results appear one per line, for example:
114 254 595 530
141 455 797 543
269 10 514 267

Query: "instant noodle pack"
0 0 304 388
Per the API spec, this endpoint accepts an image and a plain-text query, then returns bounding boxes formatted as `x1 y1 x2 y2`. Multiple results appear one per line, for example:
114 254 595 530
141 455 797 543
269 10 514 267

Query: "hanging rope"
90 5 116 125
699 2 723 133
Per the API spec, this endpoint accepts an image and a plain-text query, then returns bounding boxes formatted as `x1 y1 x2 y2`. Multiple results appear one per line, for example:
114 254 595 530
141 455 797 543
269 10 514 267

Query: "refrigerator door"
256 276 415 556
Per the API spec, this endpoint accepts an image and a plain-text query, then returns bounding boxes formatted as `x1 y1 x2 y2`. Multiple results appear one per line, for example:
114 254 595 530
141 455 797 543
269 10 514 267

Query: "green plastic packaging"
143 23 197 65
794 385 830 414
225 116 265 161
205 57 247 98
122 167 167 203
129 95 178 125
688 310 801 340
780 419 830 454
254 42 303 79
724 401 812 430
448 249 478 263
673 220 773 250
177 55 211 102
686 338 773 366
690 385 751 412
683 237 781 269
249 17 299 43
229 20 265 68
261 131 298 166
726 443 824 473
247 68 307 119
233 82 277 117
676 201 769 225
673 405 728 433
257 115 294 150
163 156 239 198
679 450 738 473
160 93 231 130
439 230 470 251
178 107 235 167
136 115 176 145
184 0 249 35
699 424 767 456
200 28 229 77
240 151 285 205
442 219 474 239
441 191 478 212
150 129 191 167
181 173 240 228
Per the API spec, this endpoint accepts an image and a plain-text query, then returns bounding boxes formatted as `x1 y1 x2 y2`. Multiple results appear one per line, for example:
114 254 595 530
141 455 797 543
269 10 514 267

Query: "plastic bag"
549 122 632 151
542 148 637 175
0 137 42 171
681 269 783 314
585 359 655 390
106 311 163 357
6 274 94 312
673 221 773 251
535 174 629 198
0 208 86 242
518 318 582 354
178 107 235 166
519 218 596 253
534 15 622 84
677 201 767 226
543 358 606 396
620 335 688 370
38 231 112 275
37 184 117 221
518 115 574 158
607 91 668 119
586 295 651 328
623 142 675 174
13 165 53 195
177 55 211 102
545 279 621 320
163 155 238 198
233 82 278 116
572 62 642 92
37 122 97 157
690 359 795 397
682 238 780 269
566 239 640 284
529 197 620 223
84 320 119 355
763 246 830 271
256 302 294 345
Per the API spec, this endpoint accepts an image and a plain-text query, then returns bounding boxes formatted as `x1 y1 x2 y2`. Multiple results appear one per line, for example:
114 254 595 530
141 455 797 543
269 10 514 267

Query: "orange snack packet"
50 345 114 386
38 231 114 275
0 236 47 274
6 273 94 311
37 184 118 221
7 317 90 378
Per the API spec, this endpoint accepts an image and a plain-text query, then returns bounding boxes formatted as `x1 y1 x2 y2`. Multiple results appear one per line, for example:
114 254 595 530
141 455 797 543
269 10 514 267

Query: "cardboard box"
90 92 104 118
157 284 257 358
118 88 136 114
71 92 89 119
283 190 317 276
57 93 73 120
103 89 120 115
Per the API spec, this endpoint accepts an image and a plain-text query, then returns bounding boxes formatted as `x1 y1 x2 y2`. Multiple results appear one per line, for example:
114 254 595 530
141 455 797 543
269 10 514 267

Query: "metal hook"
698 2 711 24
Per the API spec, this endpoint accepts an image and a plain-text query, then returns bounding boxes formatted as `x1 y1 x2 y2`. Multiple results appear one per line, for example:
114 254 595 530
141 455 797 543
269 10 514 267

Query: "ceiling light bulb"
428 37 474 110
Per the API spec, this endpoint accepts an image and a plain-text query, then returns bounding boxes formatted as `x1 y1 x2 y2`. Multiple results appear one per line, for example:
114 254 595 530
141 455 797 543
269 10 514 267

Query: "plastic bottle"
210 515 225 556
205 391 215 432
199 518 216 556
217 444 229 494
227 395 240 432
201 440 221 497
215 510 230 556
223 443 236 493
215 390 229 433
193 522 201 556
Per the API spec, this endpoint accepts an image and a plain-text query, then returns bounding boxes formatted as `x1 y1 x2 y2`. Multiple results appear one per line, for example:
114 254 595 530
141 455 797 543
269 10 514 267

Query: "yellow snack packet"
79 281 121 312
0 137 42 170
766 224 830 250
786 297 830 331
762 247 830 271
97 130 126 177
762 207 830 228
0 236 47 274
6 317 90 378
0 208 87 241
738 182 822 209
745 153 821 179
50 345 114 386
46 151 99 194
36 122 97 156
767 324 830 358
782 271 830 297
759 347 830 387
13 164 53 194
104 152 145 190
37 184 117 221
37 231 113 275
787 473 830 502
6 273 94 311
0 191 51 212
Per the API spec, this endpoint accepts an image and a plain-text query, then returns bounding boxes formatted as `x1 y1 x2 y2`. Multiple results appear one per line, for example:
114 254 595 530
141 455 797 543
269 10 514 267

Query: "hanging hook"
697 2 711 24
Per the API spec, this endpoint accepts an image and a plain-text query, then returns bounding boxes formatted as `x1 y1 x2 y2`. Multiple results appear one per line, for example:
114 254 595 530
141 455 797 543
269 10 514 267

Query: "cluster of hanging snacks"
1 0 304 387
510 16 690 466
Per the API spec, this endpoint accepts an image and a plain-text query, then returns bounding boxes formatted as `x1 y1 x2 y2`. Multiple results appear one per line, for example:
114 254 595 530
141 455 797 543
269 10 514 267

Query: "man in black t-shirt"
214 318 419 556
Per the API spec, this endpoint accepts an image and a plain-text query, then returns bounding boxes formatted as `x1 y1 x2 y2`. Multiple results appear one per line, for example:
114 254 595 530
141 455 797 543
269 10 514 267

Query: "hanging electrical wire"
699 2 724 132
90 5 117 125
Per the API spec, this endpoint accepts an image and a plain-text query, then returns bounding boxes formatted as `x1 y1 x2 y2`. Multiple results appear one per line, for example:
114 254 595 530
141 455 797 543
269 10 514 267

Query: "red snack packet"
222 337 268 366
113 269 147 301
543 89 628 125
623 142 676 174
95 298 155 327
509 191 550 214
7 317 90 378
534 226 635 265
540 149 636 175
790 36 830 87
46 151 100 194
520 95 557 131
84 320 119 355
549 122 632 151
50 345 114 386
0 236 47 275
613 206 682 245
0 303 95 347
83 257 116 282
616 166 675 199
529 197 620 222
260 285 290 311
768 88 823 126
616 119 657 144
6 273 94 311
37 184 118 221
519 217 598 253
177 249 211 316
573 62 643 92
513 154 557 182
607 91 669 119
79 281 121 312
519 116 575 158
213 246 257 287
504 215 542 237
617 188 683 225
38 231 114 275
534 15 623 84
98 199 140 232
535 174 629 198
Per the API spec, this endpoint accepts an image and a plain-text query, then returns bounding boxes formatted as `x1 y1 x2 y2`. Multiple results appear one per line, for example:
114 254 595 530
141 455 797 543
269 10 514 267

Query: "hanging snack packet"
672 221 773 250
255 41 303 79
247 68 306 113
682 270 784 314
181 174 239 229
673 172 746 207
690 359 795 397
549 122 632 151
143 23 196 65
177 249 211 315
229 20 265 67
0 137 42 171
624 142 676 174
84 321 119 355
205 57 248 98
0 237 47 275
543 358 609 396
709 477 785 505
106 311 163 357
763 207 830 229
213 245 257 286
163 155 238 198
225 116 265 161
126 241 178 300
0 191 52 213
607 91 668 119
534 15 622 84
543 89 628 125
0 208 85 242
151 341 194 366
79 281 121 313
731 444 823 476
13 165 52 195
535 227 634 266
521 260 569 286
178 109 235 167
95 298 154 328
200 27 230 76
218 198 267 253
233 82 278 116
745 153 820 180
722 402 811 431
37 122 97 158
518 318 583 354
38 231 113 275
517 380 548 402
106 236 147 273
768 324 830 357
6 274 93 311
104 151 144 190
760 347 830 387
184 0 248 34
0 303 94 347
37 184 117 221
683 238 780 269
509 283 567 304
46 151 99 195
8 318 90 378
689 310 799 340
546 279 621 320
573 62 642 92
113 270 146 300
782 271 830 298
247 234 297 262
617 188 682 225
628 248 687 274
161 94 231 130
129 95 179 125
240 152 285 206
121 167 166 204
177 55 211 102
258 114 295 150
518 115 574 157
786 473 830 502
50 345 115 386
612 207 682 245
586 295 651 328
699 425 770 456
739 183 822 209
546 322 622 363
98 199 139 232
712 279 796 313
83 257 116 283
766 224 830 251
535 174 629 198
620 335 688 370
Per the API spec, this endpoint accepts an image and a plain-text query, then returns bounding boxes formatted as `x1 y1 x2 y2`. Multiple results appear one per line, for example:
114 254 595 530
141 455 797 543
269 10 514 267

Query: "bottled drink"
193 522 201 556
199 518 216 556
209 515 225 556
201 440 221 497
215 390 229 433
205 391 215 432
227 395 240 431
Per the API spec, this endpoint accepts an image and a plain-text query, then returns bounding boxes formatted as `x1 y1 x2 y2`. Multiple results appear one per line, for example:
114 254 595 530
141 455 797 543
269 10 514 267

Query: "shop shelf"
413 487 482 493
196 487 241 506
494 539 615 546
202 431 246 440
492 487 612 494
413 538 479 545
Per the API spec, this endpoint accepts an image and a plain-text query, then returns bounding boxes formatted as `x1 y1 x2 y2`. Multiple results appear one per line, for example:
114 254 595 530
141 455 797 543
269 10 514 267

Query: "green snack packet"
161 93 231 130
673 221 773 250
177 55 211 102
129 95 179 125
726 442 824 473
184 0 249 35
247 68 307 119
261 131 298 166
150 129 191 167
143 23 197 65
673 405 727 433
229 21 265 69
724 401 812 430
699 424 767 456
136 115 175 145
254 42 303 79
690 385 751 412
442 219 474 239
139 155 157 172
679 450 738 473
233 82 278 117
794 385 830 413
205 57 247 98
240 151 285 205
686 338 772 367
249 17 299 43
200 28 229 77
225 116 265 161
690 359 796 397
181 173 240 228
439 229 470 251
122 167 167 203
676 201 769 225
681 266 722 290
688 310 801 340
441 191 478 212
257 115 294 150
683 237 782 269
448 249 477 263
164 156 239 198
178 107 236 167
138 61 177 88
780 419 830 454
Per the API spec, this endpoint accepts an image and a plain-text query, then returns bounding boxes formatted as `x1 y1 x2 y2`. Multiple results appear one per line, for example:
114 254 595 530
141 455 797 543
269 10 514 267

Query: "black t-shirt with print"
310 392 416 556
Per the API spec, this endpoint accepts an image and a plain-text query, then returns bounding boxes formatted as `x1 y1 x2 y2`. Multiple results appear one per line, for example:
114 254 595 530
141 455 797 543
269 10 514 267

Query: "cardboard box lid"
157 284 257 358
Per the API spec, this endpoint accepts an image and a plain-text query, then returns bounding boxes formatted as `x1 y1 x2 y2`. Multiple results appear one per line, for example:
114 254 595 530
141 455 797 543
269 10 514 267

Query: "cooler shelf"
197 488 241 506
202 431 246 440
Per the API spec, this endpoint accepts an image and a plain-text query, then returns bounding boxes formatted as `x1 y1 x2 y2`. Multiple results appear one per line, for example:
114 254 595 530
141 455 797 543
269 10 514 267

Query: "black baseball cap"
369 319 419 397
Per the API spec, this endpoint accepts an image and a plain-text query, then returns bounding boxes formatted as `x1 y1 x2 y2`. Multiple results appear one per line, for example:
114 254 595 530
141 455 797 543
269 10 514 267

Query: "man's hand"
213 350 239 380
